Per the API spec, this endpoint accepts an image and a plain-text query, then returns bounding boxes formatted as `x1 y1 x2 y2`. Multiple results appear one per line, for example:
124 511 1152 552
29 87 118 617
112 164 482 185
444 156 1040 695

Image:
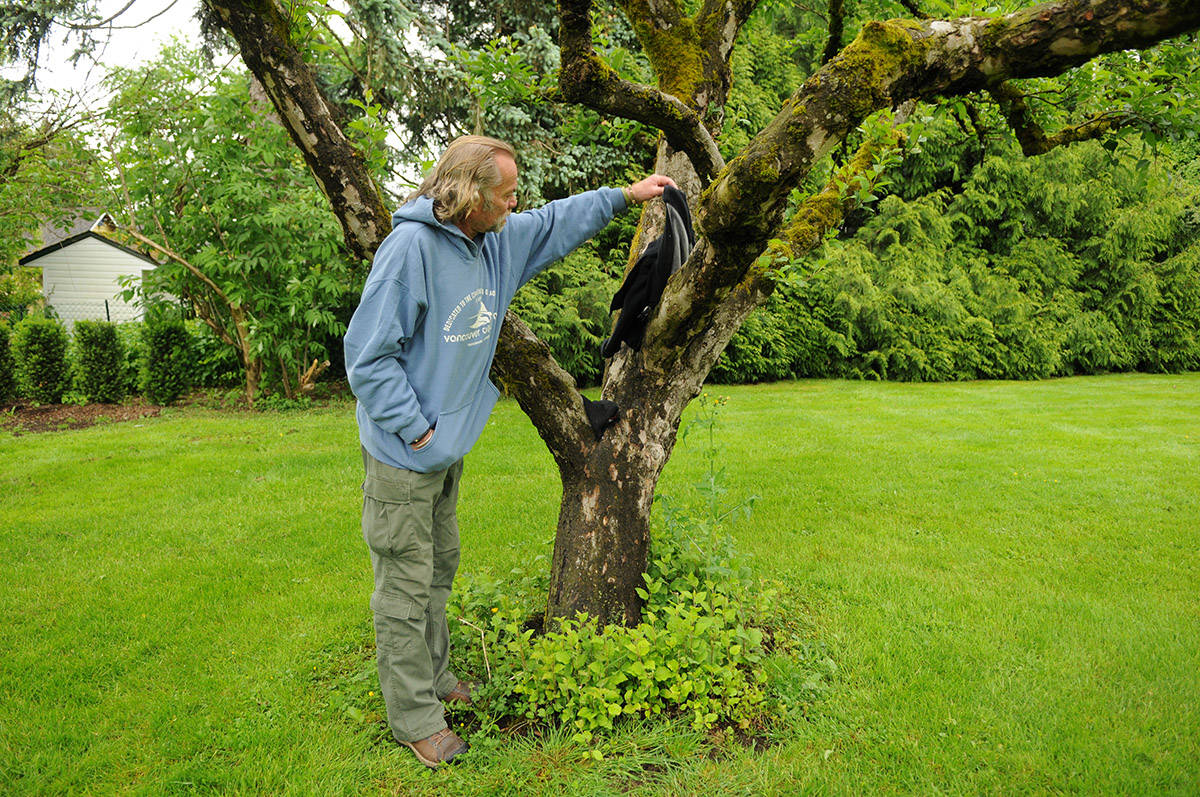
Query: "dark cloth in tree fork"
601 185 694 359
583 186 695 441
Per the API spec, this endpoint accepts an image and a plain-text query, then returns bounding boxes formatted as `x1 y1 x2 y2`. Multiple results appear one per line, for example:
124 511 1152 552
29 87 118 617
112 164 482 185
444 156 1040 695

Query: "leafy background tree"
714 141 1200 382
103 43 354 402
0 101 108 316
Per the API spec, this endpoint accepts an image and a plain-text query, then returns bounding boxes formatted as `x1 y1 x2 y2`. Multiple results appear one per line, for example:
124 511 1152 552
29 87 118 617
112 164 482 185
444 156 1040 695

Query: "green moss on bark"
633 18 705 100
824 20 930 118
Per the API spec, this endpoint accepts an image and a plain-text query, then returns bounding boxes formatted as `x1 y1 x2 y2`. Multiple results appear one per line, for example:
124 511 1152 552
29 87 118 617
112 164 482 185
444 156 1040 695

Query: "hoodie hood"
392 195 439 227
392 196 473 242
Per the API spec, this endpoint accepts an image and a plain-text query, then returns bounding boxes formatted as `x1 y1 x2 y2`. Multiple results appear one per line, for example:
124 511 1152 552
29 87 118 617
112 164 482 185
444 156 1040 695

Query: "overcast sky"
27 0 202 101
19 0 423 187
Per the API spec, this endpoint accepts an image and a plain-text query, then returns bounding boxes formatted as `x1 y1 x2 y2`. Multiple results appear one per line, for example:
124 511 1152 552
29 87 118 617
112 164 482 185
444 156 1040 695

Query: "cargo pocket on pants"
371 590 425 622
362 473 415 558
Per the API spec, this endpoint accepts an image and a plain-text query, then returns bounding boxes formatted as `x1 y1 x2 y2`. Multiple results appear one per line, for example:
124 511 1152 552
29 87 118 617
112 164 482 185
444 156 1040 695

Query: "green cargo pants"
361 447 464 743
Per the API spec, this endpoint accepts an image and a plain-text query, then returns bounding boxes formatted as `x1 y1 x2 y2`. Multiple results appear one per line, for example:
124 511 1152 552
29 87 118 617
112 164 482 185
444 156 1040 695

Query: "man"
344 135 675 768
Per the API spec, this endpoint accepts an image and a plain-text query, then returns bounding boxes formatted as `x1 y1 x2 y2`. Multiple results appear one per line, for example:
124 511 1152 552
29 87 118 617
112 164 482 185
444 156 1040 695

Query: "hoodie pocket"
411 401 472 471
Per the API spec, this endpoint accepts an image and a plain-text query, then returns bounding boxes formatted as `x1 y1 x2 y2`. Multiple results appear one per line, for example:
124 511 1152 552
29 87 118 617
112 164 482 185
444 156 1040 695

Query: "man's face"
464 153 519 237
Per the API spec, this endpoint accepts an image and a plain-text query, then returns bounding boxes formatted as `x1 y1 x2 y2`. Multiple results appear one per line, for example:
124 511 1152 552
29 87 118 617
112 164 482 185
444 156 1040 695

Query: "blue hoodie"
345 187 629 473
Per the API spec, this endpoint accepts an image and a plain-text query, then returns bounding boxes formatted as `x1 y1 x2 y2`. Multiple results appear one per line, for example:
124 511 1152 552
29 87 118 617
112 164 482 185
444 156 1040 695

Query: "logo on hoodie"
443 288 498 347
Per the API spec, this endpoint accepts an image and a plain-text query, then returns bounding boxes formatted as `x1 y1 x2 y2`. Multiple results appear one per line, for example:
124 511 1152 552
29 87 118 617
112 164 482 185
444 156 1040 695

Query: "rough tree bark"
202 0 1200 627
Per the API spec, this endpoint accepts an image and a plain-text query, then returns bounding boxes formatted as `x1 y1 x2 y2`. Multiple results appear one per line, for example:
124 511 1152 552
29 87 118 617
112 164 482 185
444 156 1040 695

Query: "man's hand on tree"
626 175 678 204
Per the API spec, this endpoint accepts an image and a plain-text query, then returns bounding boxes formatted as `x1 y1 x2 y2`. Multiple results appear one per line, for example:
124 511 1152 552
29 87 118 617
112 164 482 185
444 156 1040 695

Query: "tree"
103 43 354 402
711 141 1200 383
0 101 107 269
197 0 1200 626
9 0 1196 626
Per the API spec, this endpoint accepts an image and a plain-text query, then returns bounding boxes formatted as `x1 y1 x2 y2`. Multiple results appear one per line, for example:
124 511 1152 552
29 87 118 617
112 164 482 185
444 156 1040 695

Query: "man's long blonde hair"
406 135 516 224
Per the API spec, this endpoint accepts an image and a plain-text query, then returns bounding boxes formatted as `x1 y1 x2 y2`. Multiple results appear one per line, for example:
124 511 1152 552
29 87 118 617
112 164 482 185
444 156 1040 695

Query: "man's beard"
486 214 509 234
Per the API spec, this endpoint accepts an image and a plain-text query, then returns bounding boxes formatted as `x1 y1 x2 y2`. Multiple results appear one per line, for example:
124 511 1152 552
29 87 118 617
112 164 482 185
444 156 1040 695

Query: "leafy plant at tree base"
0 322 16 403
447 524 792 743
141 319 194 406
11 315 70 403
73 320 126 404
444 396 823 743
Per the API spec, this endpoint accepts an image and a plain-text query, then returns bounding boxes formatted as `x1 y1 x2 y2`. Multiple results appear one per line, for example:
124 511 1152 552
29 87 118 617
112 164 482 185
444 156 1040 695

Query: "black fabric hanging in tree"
583 186 695 441
600 185 694 358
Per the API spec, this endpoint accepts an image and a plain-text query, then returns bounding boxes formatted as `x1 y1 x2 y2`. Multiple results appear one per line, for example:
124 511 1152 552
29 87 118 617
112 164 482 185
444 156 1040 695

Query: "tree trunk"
242 346 261 405
548 456 661 627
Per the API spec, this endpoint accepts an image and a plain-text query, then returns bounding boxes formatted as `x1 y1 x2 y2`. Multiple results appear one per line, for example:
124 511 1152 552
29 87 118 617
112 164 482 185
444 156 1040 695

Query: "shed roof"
37 211 110 247
19 213 158 268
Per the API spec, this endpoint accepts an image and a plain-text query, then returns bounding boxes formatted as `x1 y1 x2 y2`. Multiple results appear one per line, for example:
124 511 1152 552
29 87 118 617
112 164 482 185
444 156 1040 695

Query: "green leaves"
0 111 108 271
444 496 806 741
718 139 1200 382
11 315 69 404
105 42 353 399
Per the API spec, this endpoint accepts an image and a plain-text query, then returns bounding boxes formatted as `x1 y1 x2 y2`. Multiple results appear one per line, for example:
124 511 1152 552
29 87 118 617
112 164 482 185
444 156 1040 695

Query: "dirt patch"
1 399 161 435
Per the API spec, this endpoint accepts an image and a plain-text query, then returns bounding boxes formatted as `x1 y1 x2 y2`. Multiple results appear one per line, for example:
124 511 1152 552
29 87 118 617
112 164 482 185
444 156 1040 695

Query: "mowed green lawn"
2 375 1198 795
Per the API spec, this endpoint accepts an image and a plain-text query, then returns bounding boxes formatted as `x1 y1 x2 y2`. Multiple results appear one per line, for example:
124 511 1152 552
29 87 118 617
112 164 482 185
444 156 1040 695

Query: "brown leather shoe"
442 680 473 706
402 727 469 769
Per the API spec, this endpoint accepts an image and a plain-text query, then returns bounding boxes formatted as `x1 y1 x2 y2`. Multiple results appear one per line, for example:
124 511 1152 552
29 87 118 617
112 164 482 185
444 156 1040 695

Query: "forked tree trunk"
205 0 1200 628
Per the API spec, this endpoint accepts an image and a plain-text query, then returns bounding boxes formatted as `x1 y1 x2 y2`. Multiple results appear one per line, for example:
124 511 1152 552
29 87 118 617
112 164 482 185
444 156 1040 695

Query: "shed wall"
35 237 151 329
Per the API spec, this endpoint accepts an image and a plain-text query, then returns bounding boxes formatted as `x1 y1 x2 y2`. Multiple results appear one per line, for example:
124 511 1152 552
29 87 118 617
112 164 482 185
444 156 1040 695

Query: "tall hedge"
74 320 126 403
0 322 16 404
141 319 194 405
712 143 1200 383
115 322 145 397
12 315 70 403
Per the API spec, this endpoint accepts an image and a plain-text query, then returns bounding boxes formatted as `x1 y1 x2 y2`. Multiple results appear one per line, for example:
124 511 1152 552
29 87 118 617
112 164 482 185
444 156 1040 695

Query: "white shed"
19 213 158 330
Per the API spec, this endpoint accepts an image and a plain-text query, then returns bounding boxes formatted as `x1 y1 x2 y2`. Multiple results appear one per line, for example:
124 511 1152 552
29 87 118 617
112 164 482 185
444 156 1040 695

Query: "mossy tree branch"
701 0 1200 258
637 0 1200 382
750 127 904 291
989 81 1131 156
558 0 724 180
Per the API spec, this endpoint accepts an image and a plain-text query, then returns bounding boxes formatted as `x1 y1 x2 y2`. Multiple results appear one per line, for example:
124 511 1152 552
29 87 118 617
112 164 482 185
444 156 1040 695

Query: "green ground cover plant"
1 376 1197 794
